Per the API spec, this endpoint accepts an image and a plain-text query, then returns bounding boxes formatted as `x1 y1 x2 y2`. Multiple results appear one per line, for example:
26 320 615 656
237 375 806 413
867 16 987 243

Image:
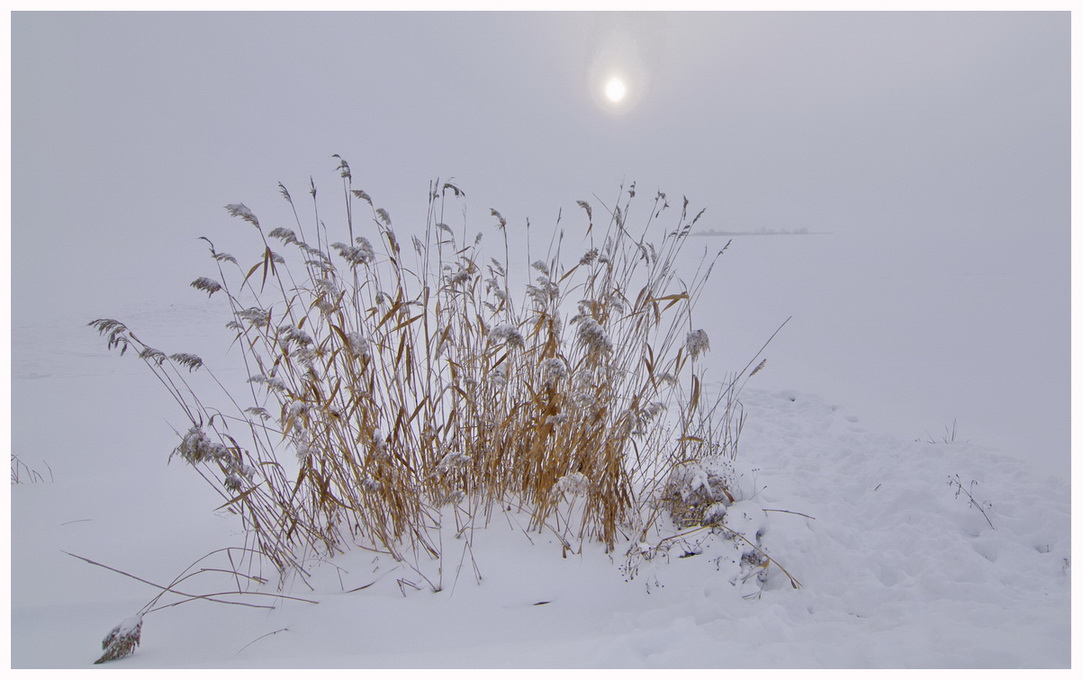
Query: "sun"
604 77 627 104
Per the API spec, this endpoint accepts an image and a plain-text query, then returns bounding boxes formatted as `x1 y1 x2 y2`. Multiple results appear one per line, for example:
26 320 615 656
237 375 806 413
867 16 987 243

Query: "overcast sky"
10 11 1071 473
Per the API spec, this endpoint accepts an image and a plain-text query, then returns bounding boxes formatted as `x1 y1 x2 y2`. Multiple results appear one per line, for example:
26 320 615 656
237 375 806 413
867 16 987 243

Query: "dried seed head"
190 277 223 297
489 323 524 349
313 279 341 313
576 200 593 223
173 427 227 465
88 318 131 354
686 329 710 359
95 615 142 664
225 203 260 228
540 357 568 386
138 347 167 365
334 155 351 180
575 317 612 354
293 437 314 463
331 238 375 266
314 278 340 298
444 267 471 286
248 374 288 392
285 401 312 420
370 430 389 457
352 188 373 206
579 248 599 266
643 401 666 421
277 325 314 347
170 353 204 372
485 277 507 302
527 278 559 307
224 473 244 493
345 331 371 358
268 227 299 245
236 307 270 328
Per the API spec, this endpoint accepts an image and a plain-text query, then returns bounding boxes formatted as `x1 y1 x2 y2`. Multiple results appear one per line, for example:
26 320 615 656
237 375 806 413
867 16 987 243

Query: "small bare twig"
397 578 421 597
762 508 816 520
236 628 290 655
947 474 995 530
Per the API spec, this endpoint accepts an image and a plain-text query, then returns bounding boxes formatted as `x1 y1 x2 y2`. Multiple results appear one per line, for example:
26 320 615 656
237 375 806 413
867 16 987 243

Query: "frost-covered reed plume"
90 157 757 589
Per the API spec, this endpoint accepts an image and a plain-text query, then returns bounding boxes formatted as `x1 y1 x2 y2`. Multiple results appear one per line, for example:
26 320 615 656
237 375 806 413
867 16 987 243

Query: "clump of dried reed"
90 157 758 588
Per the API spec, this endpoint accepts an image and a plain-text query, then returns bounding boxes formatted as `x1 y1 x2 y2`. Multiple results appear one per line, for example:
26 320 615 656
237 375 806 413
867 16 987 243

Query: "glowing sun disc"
604 77 627 103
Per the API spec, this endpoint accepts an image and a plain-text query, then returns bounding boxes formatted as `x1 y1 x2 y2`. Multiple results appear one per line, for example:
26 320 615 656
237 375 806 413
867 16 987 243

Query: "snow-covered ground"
9 231 1070 668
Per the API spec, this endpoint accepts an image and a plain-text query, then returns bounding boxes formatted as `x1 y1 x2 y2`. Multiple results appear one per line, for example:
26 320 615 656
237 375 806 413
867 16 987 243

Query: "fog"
11 11 1069 475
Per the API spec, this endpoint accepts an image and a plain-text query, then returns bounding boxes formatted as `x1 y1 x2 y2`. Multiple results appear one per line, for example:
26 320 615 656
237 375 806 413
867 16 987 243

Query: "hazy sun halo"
604 77 627 103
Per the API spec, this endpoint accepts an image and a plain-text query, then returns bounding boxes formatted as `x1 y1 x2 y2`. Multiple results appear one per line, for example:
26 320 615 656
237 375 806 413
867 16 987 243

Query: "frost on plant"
190 277 223 297
488 323 525 349
224 203 259 227
172 427 225 465
686 329 710 359
95 615 142 664
331 238 376 266
539 357 568 387
574 316 612 355
554 471 589 496
661 461 735 528
344 331 371 358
